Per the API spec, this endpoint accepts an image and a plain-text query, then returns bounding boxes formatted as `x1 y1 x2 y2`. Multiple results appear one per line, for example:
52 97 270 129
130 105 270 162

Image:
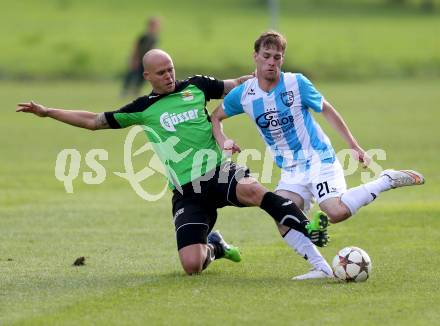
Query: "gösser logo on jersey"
160 109 199 132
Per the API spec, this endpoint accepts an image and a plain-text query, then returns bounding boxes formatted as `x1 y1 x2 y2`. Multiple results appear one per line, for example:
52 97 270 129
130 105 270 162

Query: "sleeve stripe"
221 102 230 116
318 97 324 112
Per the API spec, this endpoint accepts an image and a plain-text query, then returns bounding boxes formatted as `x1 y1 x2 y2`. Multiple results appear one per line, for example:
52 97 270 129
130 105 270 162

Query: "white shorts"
275 159 347 212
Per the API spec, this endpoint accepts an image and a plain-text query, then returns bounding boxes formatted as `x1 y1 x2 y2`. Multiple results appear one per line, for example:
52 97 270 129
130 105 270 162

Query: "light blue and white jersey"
222 72 336 169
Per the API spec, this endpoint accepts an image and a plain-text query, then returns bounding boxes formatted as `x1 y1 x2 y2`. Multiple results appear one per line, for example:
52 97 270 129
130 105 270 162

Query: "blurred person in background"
121 17 160 97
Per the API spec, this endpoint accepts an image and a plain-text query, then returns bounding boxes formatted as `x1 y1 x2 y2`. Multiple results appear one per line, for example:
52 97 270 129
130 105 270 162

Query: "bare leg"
319 197 351 223
235 177 268 206
178 244 208 275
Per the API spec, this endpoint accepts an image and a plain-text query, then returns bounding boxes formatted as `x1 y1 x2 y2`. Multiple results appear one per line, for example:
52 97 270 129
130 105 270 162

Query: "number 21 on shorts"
316 181 330 198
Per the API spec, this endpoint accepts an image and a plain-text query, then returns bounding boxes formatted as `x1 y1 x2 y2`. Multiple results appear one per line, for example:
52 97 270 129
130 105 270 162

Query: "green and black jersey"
104 75 226 188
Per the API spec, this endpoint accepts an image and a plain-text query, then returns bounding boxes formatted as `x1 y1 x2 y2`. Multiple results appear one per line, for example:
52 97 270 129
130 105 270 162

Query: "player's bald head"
143 49 173 72
142 49 176 94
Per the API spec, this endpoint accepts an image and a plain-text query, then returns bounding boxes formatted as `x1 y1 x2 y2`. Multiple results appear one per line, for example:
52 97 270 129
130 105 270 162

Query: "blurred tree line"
389 0 435 11
259 0 437 12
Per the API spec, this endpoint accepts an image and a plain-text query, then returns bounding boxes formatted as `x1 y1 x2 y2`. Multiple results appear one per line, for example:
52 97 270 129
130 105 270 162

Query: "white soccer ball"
332 246 372 282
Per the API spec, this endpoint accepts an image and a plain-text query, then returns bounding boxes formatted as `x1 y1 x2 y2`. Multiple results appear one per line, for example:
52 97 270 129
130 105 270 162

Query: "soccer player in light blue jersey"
211 31 425 280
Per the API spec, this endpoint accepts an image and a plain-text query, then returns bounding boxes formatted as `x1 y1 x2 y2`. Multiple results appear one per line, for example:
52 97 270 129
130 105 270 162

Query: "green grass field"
1 79 439 325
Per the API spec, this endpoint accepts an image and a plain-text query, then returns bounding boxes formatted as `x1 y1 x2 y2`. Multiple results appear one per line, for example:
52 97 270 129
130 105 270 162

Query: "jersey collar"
257 72 284 95
148 80 189 98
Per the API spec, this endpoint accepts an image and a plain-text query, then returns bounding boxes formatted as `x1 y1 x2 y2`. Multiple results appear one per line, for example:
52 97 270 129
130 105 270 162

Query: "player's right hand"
351 144 371 168
16 101 49 117
223 139 241 156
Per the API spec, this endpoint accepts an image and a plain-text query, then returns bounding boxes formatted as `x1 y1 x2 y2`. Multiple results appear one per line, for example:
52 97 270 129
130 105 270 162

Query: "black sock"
212 242 225 259
203 244 223 270
260 192 309 235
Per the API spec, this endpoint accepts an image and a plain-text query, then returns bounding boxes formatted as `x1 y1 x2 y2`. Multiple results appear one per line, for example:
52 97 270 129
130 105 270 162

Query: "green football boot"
207 230 241 262
305 211 329 247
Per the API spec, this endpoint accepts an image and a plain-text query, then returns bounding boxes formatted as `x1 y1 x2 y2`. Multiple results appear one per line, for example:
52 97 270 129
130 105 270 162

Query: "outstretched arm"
211 104 241 154
321 100 370 166
16 101 110 130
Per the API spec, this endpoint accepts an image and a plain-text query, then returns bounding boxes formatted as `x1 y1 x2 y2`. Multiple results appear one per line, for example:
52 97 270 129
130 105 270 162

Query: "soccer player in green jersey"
17 49 329 276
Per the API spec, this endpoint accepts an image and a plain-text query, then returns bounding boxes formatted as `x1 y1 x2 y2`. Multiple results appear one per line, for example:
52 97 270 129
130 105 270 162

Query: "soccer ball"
332 246 372 282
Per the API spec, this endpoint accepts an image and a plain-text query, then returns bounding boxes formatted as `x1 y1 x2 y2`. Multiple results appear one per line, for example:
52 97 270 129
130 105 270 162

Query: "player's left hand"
351 145 371 168
237 74 254 85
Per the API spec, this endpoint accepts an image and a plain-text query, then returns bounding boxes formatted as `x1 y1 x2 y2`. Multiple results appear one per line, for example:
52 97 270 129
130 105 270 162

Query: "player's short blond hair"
254 31 287 53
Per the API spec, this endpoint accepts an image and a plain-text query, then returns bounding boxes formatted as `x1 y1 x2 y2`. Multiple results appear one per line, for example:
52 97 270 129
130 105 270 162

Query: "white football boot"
292 268 334 281
380 169 425 188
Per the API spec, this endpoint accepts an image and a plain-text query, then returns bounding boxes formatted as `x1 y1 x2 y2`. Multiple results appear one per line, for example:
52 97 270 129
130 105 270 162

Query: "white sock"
364 175 392 194
283 229 332 274
341 176 392 215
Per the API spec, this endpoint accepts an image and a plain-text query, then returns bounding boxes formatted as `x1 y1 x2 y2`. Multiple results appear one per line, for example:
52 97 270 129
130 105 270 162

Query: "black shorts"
172 162 250 250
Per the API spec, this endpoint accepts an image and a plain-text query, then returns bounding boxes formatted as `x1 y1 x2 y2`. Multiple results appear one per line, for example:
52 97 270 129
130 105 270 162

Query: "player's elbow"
85 120 103 131
87 122 99 131
210 113 221 124
88 115 104 131
211 111 223 126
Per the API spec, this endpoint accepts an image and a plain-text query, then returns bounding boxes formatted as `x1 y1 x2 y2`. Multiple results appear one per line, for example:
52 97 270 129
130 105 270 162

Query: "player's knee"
247 186 263 205
181 257 203 275
236 181 266 206
178 244 205 275
326 206 351 223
